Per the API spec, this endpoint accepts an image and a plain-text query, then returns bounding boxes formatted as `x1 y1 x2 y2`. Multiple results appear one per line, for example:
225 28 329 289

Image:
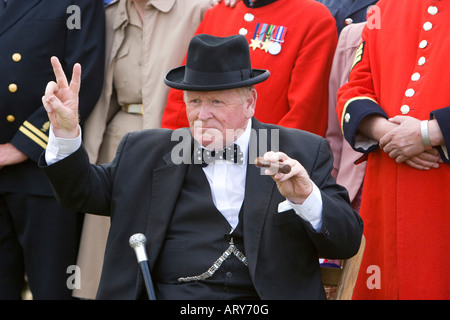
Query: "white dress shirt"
45 120 323 231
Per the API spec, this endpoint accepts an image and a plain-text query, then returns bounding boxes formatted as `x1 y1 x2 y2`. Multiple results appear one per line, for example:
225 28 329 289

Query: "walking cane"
129 233 157 300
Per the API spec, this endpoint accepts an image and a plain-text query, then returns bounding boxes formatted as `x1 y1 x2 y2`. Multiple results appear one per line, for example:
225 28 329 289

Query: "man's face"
185 88 256 150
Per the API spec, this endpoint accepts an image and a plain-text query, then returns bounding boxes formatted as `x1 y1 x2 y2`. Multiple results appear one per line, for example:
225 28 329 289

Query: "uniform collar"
243 0 278 8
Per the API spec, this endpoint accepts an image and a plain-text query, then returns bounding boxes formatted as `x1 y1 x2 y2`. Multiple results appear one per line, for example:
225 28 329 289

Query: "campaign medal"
256 23 268 50
269 25 287 55
249 23 262 50
260 24 276 53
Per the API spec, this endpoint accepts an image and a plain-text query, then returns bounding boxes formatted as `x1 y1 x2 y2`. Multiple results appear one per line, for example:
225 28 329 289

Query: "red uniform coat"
337 0 450 299
161 0 337 136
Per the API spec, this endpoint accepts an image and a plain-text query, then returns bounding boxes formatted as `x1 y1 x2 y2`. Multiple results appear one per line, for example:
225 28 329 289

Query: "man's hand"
379 115 442 169
261 151 313 205
215 0 241 7
42 56 81 139
0 143 28 169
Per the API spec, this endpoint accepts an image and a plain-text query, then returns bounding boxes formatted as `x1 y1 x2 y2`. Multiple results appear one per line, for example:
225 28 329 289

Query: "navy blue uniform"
0 0 105 299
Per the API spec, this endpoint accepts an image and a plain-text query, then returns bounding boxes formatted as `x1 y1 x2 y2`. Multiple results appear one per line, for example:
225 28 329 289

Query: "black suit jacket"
40 119 363 299
0 0 105 196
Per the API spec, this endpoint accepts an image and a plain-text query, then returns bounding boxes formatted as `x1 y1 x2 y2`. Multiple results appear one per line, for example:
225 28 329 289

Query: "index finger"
50 56 69 88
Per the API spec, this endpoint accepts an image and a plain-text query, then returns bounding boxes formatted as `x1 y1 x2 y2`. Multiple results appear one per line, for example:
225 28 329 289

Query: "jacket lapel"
0 0 41 37
243 119 277 277
145 131 192 270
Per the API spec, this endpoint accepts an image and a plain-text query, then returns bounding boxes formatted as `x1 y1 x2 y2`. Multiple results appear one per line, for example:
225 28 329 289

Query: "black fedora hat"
164 34 270 91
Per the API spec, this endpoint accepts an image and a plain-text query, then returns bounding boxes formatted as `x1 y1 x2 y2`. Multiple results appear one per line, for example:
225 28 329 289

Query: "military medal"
260 24 276 53
249 23 262 50
269 25 287 55
256 23 268 50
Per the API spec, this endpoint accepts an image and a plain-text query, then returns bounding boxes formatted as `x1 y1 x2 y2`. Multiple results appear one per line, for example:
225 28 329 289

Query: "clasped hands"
378 115 442 170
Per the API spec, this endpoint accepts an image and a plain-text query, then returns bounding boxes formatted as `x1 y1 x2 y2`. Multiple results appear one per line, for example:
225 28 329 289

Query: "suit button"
12 53 22 62
419 40 428 49
344 113 351 123
244 13 254 22
400 105 410 114
411 73 421 81
405 88 415 98
8 83 18 93
239 28 248 36
423 21 433 31
418 56 426 66
344 18 353 25
6 115 15 122
428 6 438 15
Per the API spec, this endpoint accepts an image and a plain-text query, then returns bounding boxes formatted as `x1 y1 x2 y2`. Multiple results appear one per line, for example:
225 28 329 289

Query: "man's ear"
245 88 257 119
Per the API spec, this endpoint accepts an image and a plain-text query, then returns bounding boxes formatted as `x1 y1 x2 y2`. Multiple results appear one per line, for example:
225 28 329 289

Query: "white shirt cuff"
45 124 82 165
277 183 323 231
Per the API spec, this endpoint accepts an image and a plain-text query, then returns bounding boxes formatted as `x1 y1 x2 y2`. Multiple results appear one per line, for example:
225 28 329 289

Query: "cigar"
255 157 291 174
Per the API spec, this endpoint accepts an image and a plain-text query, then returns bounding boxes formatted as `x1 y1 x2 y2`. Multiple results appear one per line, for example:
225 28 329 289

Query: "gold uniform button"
8 83 18 93
6 115 15 122
12 53 22 62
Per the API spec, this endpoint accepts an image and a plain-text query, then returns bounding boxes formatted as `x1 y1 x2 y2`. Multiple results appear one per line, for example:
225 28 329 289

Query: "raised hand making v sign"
42 57 82 140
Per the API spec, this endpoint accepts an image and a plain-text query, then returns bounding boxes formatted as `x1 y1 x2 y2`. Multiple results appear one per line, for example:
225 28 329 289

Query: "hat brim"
164 66 270 91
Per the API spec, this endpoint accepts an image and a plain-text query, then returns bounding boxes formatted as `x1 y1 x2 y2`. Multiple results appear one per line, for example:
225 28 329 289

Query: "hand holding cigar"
255 156 291 174
256 151 313 205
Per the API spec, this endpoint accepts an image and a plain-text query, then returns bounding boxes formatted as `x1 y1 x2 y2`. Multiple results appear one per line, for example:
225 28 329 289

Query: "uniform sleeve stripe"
340 96 378 133
23 121 49 143
19 126 47 149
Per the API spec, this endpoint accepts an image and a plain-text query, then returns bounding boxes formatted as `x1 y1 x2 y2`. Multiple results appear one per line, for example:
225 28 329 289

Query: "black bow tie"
195 143 244 167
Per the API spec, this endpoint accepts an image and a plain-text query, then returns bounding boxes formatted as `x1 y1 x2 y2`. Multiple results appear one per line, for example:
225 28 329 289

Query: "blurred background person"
161 0 337 137
325 22 366 213
0 0 105 299
316 0 377 35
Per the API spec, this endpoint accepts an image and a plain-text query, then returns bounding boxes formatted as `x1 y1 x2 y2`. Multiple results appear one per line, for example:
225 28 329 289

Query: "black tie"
195 144 244 167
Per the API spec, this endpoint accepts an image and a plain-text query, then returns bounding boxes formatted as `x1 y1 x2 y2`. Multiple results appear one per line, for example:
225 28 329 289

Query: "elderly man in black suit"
39 34 362 300
0 0 105 299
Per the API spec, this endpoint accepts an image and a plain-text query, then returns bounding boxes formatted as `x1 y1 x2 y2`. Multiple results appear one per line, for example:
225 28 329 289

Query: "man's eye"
212 100 221 104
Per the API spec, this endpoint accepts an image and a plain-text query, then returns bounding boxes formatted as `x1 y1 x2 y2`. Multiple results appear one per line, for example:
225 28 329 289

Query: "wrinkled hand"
42 56 81 139
261 151 313 205
379 115 441 169
0 143 28 169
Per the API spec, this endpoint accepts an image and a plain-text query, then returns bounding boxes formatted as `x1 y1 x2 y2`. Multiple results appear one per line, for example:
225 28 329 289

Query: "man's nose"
197 104 213 120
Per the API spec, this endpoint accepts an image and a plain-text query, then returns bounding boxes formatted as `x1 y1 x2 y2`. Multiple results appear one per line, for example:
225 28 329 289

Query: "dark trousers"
0 193 83 299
